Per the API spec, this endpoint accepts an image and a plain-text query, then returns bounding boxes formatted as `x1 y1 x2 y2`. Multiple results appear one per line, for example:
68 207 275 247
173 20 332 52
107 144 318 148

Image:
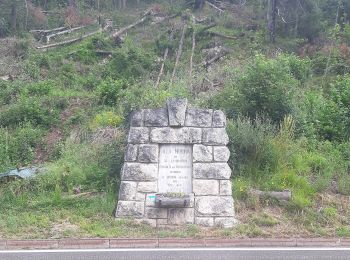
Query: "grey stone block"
215 217 237 228
121 163 158 181
195 196 234 217
130 110 143 127
137 182 157 193
168 208 195 225
124 144 138 162
128 127 149 144
119 181 138 200
202 128 229 145
167 98 188 126
213 146 230 162
220 180 232 196
116 201 144 218
157 219 168 226
195 217 214 227
150 127 201 143
146 207 168 219
144 108 168 127
193 144 213 162
193 180 219 195
185 108 213 127
193 163 231 179
212 110 226 127
138 144 158 163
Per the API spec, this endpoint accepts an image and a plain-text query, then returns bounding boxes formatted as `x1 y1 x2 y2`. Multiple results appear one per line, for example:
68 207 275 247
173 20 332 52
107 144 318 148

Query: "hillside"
0 0 350 239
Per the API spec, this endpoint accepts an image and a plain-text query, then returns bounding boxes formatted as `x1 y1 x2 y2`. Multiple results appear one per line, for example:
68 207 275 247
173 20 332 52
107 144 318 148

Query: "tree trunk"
194 0 205 10
69 0 77 7
267 0 277 43
11 1 17 34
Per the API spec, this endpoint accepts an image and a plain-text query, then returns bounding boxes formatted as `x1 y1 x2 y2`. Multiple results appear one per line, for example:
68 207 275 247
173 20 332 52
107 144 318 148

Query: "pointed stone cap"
166 98 188 126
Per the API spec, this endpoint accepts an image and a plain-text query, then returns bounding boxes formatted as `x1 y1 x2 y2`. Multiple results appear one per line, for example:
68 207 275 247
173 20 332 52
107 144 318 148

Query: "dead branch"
210 31 237 40
155 31 174 88
36 29 101 49
46 25 87 44
206 1 224 13
111 9 151 40
30 27 66 36
249 189 292 201
203 48 231 68
171 24 187 84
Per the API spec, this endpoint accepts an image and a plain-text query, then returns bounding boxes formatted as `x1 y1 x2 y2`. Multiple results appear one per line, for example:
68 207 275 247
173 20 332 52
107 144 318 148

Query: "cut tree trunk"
46 25 87 44
250 189 292 201
189 16 196 81
155 31 173 88
171 24 187 84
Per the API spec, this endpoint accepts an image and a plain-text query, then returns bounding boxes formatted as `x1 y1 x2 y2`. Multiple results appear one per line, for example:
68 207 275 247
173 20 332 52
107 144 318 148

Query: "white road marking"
1 248 350 254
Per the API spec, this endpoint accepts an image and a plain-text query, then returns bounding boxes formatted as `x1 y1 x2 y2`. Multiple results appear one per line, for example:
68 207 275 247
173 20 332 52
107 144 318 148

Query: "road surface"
1 248 350 260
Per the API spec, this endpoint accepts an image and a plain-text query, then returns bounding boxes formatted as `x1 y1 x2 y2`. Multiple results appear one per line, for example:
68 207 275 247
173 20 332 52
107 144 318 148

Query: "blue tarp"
0 166 43 179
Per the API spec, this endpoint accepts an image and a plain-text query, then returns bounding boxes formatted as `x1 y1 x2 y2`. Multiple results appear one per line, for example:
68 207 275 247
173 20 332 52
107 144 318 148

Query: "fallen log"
30 27 66 34
36 29 101 49
203 47 231 68
111 9 151 41
249 189 292 201
210 31 237 40
206 1 224 13
171 24 187 84
46 25 87 44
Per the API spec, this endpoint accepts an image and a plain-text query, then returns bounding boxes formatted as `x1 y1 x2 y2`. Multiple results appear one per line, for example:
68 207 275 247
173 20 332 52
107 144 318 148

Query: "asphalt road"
1 248 350 260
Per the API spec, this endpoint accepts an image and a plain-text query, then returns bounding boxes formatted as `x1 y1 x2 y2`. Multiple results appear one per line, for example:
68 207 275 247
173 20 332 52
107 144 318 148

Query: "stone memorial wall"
115 98 236 228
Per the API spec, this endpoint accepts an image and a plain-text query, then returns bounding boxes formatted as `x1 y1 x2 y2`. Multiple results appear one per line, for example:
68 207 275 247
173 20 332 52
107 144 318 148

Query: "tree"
194 0 205 10
267 0 277 43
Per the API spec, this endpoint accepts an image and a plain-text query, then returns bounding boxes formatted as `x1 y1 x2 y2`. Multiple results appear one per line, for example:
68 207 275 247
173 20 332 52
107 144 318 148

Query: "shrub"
213 54 308 123
90 111 124 130
96 78 128 106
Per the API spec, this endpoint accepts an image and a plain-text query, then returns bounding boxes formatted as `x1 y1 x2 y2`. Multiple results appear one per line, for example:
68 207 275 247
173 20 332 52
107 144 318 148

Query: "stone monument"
115 98 236 228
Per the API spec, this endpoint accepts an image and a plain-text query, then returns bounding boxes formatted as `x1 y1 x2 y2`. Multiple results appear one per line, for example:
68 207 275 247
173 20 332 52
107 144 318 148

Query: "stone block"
202 128 229 145
193 144 213 162
213 146 230 162
150 127 201 144
124 144 138 162
116 201 144 218
157 219 168 226
144 108 168 127
137 182 157 193
128 127 149 144
121 163 158 181
220 180 232 196
185 108 212 127
119 181 138 200
193 163 231 179
136 192 146 201
168 208 195 225
167 98 188 126
193 180 219 195
195 196 234 217
138 144 158 163
195 217 214 227
146 207 168 219
214 217 237 228
130 110 143 127
212 110 226 127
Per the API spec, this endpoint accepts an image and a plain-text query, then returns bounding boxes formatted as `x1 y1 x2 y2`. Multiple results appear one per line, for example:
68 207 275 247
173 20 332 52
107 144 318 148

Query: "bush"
96 78 128 106
90 110 124 130
0 124 43 172
213 54 309 123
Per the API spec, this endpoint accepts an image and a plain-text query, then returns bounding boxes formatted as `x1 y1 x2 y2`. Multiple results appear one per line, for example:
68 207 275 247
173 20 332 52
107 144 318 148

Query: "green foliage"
90 110 124 130
213 54 309 122
96 78 128 106
0 124 43 171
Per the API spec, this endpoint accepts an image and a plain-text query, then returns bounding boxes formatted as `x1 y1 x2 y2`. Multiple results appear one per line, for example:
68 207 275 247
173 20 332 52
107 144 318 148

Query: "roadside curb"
0 238 348 250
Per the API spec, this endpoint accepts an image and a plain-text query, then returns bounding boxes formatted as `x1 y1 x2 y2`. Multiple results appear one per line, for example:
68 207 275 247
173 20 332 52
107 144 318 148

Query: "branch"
155 31 174 88
249 189 292 201
206 1 224 13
